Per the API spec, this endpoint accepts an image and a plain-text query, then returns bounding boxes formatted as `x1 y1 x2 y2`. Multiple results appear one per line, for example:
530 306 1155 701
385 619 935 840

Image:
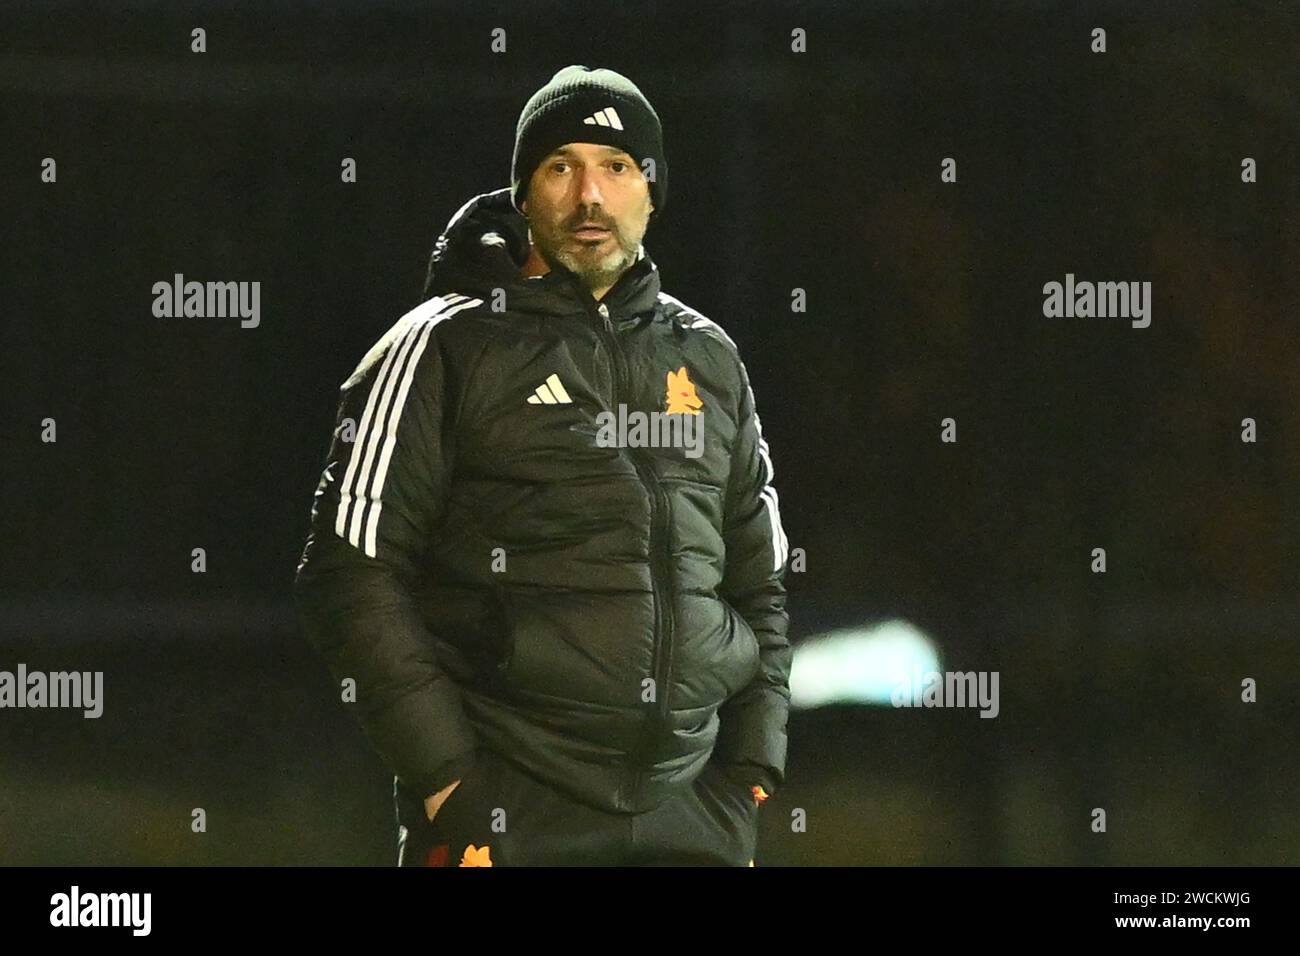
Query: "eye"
551 161 570 173
610 161 630 173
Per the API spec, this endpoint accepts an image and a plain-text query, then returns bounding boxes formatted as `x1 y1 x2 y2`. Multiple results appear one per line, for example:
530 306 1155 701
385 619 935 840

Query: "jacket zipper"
587 299 675 811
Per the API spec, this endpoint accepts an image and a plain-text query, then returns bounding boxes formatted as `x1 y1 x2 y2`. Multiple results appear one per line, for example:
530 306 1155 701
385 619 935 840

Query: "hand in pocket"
423 751 488 826
425 778 463 824
702 760 761 818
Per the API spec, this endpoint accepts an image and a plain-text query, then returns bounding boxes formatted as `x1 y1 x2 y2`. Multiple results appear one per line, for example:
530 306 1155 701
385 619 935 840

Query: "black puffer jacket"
294 186 791 814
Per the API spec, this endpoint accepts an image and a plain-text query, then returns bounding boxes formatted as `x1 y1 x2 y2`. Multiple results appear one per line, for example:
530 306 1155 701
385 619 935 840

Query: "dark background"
2 0 1297 865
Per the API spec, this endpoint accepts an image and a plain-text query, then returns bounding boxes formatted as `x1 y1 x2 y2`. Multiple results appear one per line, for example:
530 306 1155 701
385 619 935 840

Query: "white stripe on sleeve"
334 295 481 554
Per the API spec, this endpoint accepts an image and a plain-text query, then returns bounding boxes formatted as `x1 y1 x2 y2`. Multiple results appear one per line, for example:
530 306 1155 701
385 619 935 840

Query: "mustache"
567 215 616 231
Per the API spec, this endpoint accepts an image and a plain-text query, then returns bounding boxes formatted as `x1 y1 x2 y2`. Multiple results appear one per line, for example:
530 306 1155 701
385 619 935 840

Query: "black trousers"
394 749 759 867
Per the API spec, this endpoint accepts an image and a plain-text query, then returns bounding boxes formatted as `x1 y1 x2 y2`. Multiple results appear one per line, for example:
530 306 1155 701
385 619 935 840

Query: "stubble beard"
533 217 643 295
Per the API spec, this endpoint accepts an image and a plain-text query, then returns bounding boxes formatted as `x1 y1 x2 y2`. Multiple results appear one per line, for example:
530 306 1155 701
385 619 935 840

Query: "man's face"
522 142 654 294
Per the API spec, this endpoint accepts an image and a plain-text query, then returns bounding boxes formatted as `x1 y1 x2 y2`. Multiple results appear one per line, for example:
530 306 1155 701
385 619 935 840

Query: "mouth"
571 223 613 241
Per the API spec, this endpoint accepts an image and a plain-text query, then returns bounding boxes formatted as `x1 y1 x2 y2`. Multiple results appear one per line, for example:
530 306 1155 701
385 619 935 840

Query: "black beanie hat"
511 65 666 218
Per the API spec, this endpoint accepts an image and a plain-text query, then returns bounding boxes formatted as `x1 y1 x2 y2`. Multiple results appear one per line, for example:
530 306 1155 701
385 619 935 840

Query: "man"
294 65 791 866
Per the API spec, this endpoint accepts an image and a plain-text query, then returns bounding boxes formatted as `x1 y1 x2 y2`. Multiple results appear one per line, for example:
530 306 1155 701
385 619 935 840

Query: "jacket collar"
422 186 662 321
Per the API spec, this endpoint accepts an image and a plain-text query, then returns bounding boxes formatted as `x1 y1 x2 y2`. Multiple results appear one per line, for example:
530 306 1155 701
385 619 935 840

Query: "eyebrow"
547 145 633 160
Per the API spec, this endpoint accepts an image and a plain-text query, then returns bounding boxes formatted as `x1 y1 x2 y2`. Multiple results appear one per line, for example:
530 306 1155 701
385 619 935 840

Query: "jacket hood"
422 186 663 320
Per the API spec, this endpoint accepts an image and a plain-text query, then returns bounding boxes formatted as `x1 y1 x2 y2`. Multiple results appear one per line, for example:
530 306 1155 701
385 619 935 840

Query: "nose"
575 164 606 208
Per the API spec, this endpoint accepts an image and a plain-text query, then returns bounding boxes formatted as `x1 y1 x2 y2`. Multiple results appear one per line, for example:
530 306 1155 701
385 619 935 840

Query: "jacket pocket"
696 759 760 832
428 750 493 834
493 584 518 680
